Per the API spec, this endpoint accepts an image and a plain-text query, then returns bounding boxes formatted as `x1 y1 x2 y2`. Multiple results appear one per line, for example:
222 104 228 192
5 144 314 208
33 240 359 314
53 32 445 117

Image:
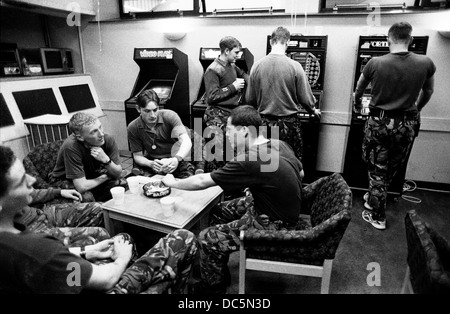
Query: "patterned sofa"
23 140 94 203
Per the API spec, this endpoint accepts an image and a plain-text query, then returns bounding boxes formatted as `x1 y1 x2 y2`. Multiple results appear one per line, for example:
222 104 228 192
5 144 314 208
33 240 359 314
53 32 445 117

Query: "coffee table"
101 175 224 234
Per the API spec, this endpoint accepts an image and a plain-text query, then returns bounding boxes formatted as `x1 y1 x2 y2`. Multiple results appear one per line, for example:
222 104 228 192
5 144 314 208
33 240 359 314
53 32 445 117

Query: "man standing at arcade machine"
354 22 435 230
246 26 321 162
203 36 249 170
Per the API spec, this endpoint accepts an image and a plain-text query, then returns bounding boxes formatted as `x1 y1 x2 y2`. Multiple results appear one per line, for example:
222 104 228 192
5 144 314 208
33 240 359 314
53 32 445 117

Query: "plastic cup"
110 186 125 205
127 176 141 194
160 196 181 218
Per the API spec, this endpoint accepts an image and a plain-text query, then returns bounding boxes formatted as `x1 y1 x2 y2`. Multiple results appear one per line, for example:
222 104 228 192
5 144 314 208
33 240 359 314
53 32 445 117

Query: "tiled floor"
119 152 133 173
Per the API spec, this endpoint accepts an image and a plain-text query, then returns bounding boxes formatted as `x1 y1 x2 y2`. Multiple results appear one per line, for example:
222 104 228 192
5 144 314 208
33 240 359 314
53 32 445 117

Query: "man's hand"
61 189 82 201
160 158 178 174
313 108 321 119
149 159 163 173
162 174 177 187
87 239 115 261
90 147 110 164
110 235 133 262
353 92 362 113
232 78 245 91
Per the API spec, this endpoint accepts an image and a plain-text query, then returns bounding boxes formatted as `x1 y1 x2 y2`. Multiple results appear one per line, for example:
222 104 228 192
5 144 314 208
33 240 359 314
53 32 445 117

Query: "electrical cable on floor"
402 180 422 204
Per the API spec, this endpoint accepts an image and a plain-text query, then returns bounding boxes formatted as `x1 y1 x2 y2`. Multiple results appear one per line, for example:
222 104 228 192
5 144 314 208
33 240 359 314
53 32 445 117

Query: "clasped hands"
81 235 133 262
150 157 179 175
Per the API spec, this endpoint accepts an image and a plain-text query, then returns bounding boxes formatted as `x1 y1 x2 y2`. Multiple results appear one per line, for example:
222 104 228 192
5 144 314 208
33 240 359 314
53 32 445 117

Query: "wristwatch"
103 158 112 166
80 246 87 259
174 155 183 163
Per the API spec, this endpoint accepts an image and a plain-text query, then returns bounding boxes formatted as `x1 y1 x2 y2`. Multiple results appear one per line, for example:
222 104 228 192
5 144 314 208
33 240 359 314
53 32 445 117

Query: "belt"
369 108 417 120
260 112 300 120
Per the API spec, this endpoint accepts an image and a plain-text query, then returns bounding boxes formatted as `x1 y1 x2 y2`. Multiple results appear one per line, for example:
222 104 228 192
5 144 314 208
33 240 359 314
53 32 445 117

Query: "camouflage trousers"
209 189 254 225
108 229 198 294
16 202 105 246
203 106 231 171
133 160 196 179
362 115 418 220
260 113 303 160
198 193 296 288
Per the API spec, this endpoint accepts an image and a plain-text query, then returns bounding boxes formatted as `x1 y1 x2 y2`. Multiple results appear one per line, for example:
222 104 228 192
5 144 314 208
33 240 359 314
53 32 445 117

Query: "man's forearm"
176 136 192 160
104 161 123 179
166 173 215 191
134 155 153 168
73 175 109 193
417 90 433 112
87 257 130 291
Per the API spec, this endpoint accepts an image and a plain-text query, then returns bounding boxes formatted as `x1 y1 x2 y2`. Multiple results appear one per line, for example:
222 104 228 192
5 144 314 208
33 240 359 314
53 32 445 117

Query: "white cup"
160 196 181 218
126 176 141 194
110 186 125 205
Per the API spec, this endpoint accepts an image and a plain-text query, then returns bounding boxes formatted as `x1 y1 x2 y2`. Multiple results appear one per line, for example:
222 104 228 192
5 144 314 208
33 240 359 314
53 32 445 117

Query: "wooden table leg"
102 210 115 235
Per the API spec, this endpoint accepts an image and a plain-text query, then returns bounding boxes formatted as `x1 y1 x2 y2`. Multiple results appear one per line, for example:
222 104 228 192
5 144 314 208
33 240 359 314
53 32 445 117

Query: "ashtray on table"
143 180 171 198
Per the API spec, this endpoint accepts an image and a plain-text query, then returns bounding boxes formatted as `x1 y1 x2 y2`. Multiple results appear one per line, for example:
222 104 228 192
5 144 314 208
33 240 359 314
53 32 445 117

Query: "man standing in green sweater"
203 36 249 171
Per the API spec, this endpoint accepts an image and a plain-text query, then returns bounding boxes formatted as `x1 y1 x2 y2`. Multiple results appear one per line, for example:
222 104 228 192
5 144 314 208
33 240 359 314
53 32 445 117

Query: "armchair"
401 210 450 294
239 173 352 294
23 140 69 189
23 140 94 204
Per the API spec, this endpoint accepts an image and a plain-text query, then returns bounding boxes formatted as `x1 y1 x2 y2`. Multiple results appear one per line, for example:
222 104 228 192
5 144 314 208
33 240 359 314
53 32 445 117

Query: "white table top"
102 175 223 230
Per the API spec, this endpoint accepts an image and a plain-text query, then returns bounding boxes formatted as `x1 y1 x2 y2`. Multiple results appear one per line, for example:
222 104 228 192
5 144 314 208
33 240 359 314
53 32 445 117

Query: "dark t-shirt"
0 231 92 294
210 139 303 224
363 52 436 111
127 110 187 160
52 133 120 180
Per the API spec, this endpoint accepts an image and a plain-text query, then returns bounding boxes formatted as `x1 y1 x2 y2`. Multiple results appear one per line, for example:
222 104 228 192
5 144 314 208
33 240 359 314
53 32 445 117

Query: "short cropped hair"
270 26 290 46
229 105 262 129
219 36 242 54
0 146 17 198
69 112 98 135
136 89 160 108
388 22 412 44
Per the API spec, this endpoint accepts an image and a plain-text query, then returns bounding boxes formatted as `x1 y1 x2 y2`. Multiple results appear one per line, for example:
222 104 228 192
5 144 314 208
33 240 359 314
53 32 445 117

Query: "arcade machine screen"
124 48 189 127
343 36 429 195
134 79 174 105
200 48 220 60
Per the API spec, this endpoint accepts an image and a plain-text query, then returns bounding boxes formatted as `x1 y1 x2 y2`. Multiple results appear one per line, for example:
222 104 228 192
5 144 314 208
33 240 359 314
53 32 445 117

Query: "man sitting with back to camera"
163 105 305 293
127 89 200 178
51 112 127 202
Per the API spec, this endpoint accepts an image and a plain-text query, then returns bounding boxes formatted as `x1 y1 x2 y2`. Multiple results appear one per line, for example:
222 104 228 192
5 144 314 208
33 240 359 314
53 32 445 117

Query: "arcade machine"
190 47 254 131
125 48 190 127
266 34 328 183
343 36 429 195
